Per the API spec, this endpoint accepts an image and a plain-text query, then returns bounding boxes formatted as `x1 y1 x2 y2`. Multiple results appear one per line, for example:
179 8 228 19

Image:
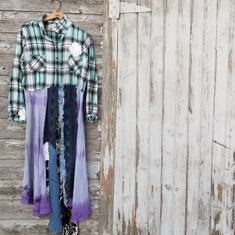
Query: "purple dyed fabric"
71 86 91 222
20 85 91 223
21 88 51 216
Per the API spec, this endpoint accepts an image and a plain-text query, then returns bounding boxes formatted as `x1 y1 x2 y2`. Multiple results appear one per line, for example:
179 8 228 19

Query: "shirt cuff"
8 108 26 122
86 113 98 122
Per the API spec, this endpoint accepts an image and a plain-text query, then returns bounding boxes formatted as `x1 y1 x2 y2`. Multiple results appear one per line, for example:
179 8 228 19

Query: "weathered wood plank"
0 199 99 220
0 219 51 235
0 11 103 36
196 0 217 234
0 139 25 160
160 1 179 233
135 0 151 232
147 0 164 234
0 79 8 97
99 0 117 233
186 0 204 234
161 0 191 234
210 1 234 235
0 97 8 119
0 119 26 139
0 219 99 235
229 0 235 231
0 0 103 15
101 0 235 234
112 0 139 234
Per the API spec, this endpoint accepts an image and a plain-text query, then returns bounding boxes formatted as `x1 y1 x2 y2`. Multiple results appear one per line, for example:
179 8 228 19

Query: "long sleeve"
84 35 98 122
8 26 26 122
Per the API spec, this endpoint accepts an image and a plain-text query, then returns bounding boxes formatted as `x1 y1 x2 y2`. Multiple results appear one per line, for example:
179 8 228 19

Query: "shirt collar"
38 14 72 36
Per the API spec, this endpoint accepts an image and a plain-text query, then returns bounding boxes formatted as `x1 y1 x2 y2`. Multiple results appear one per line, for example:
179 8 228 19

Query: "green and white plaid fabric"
8 14 98 122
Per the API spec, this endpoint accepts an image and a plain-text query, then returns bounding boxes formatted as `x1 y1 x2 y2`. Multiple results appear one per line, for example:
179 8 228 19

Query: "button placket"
54 43 61 84
55 43 59 73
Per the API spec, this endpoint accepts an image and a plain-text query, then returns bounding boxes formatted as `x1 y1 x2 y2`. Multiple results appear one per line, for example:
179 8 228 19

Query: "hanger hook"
51 0 62 11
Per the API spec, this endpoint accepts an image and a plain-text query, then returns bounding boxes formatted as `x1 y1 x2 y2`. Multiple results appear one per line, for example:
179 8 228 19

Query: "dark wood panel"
0 0 103 14
0 11 103 35
0 219 99 235
0 199 99 220
0 119 26 139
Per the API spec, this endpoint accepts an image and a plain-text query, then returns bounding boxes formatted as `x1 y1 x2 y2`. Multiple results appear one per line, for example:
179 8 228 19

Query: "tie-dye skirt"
20 84 91 234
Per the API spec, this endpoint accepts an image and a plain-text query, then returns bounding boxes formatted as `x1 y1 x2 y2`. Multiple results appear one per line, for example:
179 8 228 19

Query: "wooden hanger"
43 0 64 21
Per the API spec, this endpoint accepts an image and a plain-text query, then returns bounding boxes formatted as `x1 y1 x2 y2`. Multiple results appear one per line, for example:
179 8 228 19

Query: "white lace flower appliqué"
69 42 82 59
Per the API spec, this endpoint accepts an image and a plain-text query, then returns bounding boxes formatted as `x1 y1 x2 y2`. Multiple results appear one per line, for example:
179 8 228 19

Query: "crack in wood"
213 140 231 150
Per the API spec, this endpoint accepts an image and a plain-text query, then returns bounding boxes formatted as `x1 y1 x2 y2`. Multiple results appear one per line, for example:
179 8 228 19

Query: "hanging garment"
7 14 98 234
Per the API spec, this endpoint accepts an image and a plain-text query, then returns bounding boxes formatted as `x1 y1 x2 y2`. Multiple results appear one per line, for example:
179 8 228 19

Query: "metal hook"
51 0 62 11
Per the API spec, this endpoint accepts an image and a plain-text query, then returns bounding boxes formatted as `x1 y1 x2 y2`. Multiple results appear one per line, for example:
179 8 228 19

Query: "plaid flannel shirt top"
8 14 98 122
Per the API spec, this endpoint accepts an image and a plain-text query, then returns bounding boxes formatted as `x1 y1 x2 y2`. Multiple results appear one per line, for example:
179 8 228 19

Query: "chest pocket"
67 53 88 76
22 53 46 72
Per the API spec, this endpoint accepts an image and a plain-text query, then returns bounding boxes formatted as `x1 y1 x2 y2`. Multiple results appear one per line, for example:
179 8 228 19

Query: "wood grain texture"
210 1 234 234
0 0 103 14
0 12 103 36
147 0 164 234
135 0 151 233
112 0 138 233
102 0 235 234
161 0 191 234
0 0 103 234
186 0 204 234
1 0 235 234
99 0 117 234
0 219 99 235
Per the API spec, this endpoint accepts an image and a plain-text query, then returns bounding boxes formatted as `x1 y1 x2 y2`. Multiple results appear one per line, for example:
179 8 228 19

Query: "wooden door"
100 0 235 234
